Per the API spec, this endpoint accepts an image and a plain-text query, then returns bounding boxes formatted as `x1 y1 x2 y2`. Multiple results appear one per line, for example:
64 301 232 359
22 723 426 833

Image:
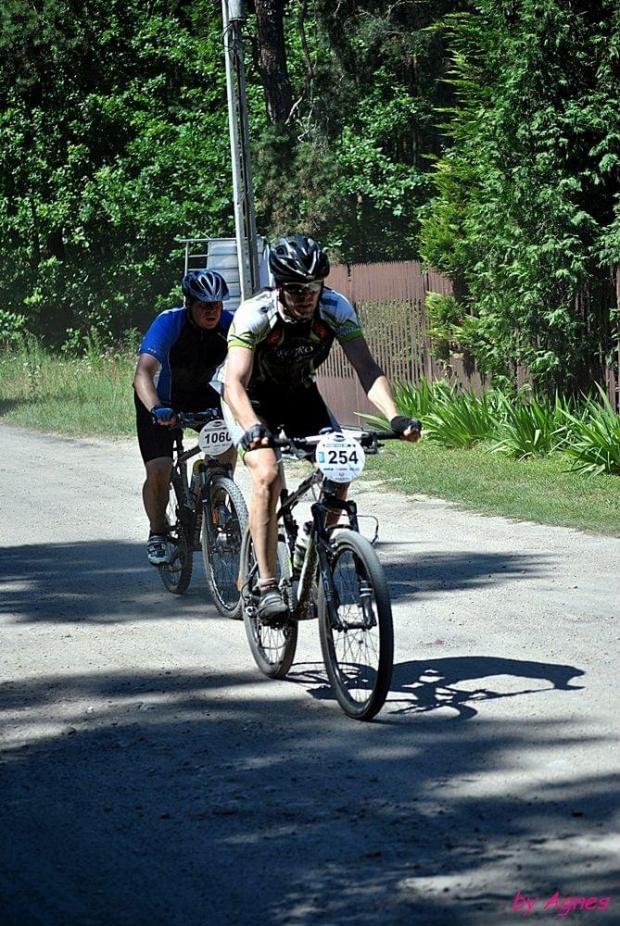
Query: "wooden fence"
316 262 620 425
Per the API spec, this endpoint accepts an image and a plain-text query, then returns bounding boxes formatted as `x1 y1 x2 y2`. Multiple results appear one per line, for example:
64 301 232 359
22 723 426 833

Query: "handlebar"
174 409 221 429
273 429 401 459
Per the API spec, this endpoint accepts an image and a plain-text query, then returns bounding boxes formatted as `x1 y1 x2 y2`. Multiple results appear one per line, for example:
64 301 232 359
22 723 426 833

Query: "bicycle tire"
240 528 298 679
318 529 393 720
159 476 193 595
201 475 248 620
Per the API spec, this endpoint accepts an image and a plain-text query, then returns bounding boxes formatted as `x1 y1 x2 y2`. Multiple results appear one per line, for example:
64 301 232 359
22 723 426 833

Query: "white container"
180 237 271 312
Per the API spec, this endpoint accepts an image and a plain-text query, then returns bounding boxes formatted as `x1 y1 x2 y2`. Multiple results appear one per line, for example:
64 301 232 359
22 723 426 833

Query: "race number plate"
198 419 233 457
316 433 365 483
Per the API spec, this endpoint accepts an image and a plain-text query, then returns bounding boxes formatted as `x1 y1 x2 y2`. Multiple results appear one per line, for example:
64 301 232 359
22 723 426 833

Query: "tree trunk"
254 0 293 126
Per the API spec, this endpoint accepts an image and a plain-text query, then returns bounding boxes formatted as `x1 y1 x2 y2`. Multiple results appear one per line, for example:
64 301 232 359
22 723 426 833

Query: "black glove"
390 415 422 436
240 423 272 452
151 405 176 425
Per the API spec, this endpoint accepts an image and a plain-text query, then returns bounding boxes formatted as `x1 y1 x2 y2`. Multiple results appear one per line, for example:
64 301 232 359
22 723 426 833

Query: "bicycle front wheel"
201 475 248 619
159 477 192 595
240 528 298 679
318 529 393 720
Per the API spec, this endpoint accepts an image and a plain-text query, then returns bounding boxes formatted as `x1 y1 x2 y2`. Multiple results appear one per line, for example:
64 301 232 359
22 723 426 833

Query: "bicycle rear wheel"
202 475 248 619
240 528 298 679
318 529 393 720
159 477 192 594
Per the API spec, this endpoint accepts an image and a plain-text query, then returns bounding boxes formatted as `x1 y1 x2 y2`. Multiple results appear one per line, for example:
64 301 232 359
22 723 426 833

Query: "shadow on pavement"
289 655 584 722
1 540 547 624
0 535 613 924
378 544 550 603
0 667 615 926
388 655 585 719
0 541 212 625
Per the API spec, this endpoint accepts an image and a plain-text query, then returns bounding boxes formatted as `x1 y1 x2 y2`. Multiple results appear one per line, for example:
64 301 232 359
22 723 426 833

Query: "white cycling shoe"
147 534 169 566
257 587 289 624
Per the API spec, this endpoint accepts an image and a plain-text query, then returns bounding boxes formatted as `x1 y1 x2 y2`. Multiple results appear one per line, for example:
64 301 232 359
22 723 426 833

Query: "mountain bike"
239 428 399 721
158 410 248 619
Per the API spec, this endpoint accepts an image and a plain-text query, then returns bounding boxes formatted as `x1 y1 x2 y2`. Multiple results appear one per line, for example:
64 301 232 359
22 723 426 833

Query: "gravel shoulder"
0 423 618 925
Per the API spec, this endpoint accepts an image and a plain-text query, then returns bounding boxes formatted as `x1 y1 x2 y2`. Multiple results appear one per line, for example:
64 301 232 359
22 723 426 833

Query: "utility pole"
221 0 260 301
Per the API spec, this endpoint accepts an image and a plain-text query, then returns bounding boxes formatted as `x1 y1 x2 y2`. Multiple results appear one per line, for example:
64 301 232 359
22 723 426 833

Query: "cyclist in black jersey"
133 269 234 566
222 235 421 622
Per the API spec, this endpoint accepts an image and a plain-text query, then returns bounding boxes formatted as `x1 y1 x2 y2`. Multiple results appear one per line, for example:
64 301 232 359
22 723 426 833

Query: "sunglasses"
193 300 222 309
282 282 323 295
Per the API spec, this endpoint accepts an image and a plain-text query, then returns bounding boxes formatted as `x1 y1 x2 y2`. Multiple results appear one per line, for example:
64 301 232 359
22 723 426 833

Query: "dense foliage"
250 0 456 261
419 0 620 393
0 0 232 341
0 0 456 343
0 0 618 404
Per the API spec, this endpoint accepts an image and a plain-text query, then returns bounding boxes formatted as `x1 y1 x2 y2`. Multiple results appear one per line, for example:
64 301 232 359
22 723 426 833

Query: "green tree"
0 0 463 339
249 0 459 261
419 0 620 393
0 0 232 341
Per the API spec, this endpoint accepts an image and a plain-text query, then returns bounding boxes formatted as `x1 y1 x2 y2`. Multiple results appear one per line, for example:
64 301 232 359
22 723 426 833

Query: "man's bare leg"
244 447 282 579
143 457 173 534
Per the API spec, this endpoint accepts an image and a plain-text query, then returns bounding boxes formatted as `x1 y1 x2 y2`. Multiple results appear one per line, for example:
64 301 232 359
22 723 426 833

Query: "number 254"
328 449 358 465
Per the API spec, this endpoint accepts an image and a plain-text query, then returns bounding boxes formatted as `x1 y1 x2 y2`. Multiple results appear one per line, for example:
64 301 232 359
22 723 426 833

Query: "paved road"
0 423 618 925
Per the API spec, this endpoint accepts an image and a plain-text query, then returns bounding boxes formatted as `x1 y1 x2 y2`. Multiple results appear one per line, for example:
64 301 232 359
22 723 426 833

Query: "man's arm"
133 353 164 413
223 345 273 450
342 337 420 441
222 345 259 429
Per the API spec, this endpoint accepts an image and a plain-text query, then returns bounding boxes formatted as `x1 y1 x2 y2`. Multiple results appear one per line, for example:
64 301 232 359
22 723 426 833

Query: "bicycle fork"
303 496 376 633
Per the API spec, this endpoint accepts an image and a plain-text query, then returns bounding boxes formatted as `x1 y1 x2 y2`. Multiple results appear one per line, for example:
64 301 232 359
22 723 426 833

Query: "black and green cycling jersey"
215 287 363 395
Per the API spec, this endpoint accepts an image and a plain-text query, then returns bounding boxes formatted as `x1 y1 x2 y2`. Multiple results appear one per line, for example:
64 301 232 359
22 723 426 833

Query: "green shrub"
424 388 498 448
560 390 620 476
0 310 28 349
490 394 568 459
425 292 480 360
394 377 454 418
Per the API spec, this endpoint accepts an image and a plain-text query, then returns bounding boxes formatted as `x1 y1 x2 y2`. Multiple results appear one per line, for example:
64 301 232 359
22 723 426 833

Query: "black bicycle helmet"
181 269 229 302
268 235 330 285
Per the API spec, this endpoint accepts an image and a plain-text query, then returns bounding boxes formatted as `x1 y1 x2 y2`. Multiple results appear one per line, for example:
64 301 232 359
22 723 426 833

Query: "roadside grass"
1 346 619 536
365 438 620 536
0 341 136 438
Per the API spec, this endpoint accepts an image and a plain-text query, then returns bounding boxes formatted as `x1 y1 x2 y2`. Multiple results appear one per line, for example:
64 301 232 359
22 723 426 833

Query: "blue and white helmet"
181 269 229 302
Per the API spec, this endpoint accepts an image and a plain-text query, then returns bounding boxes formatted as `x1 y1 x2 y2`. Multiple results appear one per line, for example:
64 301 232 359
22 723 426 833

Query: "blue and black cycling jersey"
139 306 233 411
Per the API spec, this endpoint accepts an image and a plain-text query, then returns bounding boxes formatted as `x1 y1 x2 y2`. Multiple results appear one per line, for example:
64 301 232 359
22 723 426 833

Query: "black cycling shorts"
240 381 338 443
134 388 222 464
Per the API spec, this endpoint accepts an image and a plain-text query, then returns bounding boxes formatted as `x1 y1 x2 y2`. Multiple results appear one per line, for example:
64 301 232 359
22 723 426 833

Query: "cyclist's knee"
145 457 172 487
247 452 281 494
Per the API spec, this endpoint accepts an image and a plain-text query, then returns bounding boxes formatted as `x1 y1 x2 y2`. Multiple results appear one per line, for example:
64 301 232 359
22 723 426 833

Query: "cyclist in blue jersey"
133 269 234 566
221 235 421 622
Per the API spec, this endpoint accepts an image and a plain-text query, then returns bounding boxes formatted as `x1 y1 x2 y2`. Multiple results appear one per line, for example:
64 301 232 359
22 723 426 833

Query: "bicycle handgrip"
176 408 221 428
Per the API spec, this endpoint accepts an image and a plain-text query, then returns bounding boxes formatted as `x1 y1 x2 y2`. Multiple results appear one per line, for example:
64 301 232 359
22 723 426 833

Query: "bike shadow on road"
386 655 585 720
290 655 584 723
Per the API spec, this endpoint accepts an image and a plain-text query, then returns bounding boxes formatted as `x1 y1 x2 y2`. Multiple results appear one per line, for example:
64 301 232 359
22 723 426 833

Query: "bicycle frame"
275 458 363 628
170 413 234 546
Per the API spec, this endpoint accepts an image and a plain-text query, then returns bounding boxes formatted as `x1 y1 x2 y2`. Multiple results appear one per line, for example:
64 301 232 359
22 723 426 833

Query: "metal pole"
235 27 260 292
221 0 259 300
